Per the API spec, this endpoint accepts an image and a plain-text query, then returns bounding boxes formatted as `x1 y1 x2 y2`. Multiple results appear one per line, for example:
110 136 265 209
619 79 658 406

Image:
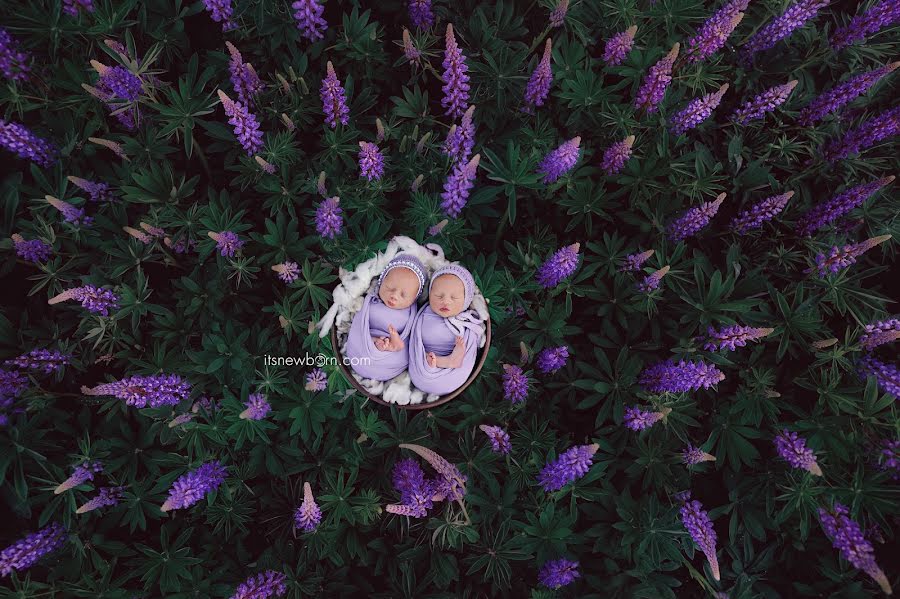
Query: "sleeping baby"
343 254 428 381
408 264 485 396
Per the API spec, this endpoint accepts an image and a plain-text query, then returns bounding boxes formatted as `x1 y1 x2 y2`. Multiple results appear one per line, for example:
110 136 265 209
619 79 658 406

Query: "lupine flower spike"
600 135 634 175
272 261 300 284
703 325 774 351
0 121 57 166
160 461 227 512
240 393 271 420
63 0 94 17
730 191 793 233
824 107 900 162
68 176 116 203
305 367 328 391
358 141 385 181
55 461 103 494
536 243 581 288
292 0 327 41
294 481 322 532
76 486 125 514
685 0 747 63
524 38 553 113
740 0 831 63
813 235 892 276
603 26 637 66
479 425 512 455
402 29 420 62
443 104 476 164
4 349 70 374
774 429 823 475
667 193 726 242
818 503 892 594
45 195 91 227
538 137 581 183
0 28 31 82
799 62 899 126
539 558 580 589
399 443 468 506
88 137 129 161
640 359 725 393
624 406 672 431
502 363 529 404
48 285 119 316
859 318 900 350
320 62 350 129
682 444 717 465
831 0 900 50
208 231 244 257
731 80 798 124
858 355 900 398
315 197 343 239
634 43 679 113
537 346 569 374
680 500 720 581
797 176 894 236
441 154 480 218
229 570 288 599
441 25 470 119
217 90 263 155
408 0 434 30
203 0 237 31
226 42 263 106
538 444 599 491
11 234 52 263
637 265 670 293
620 249 654 272
670 84 729 135
81 373 191 408
549 0 569 28
0 523 67 576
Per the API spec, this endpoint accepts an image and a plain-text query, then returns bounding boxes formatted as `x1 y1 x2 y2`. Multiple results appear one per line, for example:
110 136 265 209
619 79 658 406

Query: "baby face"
429 274 465 317
378 267 419 309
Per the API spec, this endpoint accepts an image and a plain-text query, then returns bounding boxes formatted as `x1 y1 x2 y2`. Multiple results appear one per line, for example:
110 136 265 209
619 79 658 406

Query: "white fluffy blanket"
315 236 489 405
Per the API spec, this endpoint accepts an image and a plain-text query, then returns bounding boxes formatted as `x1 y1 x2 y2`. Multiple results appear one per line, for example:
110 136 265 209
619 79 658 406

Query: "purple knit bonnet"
376 254 428 299
429 263 475 310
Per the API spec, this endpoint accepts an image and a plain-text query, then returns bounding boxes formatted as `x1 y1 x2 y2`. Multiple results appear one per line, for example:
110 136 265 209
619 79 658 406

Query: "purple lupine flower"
823 105 900 162
428 219 449 236
0 523 67 576
0 28 31 82
441 24 471 119
399 443 468 502
87 136 128 161
217 90 263 155
402 28 421 62
47 285 118 316
408 0 434 29
730 190 793 233
67 176 117 203
603 26 637 66
478 424 511 455
165 235 197 254
731 80 798 124
524 39 553 113
96 65 143 102
799 62 899 126
387 460 435 518
11 235 52 263
272 261 300 284
633 43 679 113
393 458 427 498
877 439 899 480
536 243 581 288
208 230 244 258
703 325 774 351
239 393 270 420
539 558 580 589
315 196 343 239
441 154 480 218
502 364 529 404
670 84 729 135
739 0 831 62
305 367 328 391
620 249 655 272
818 503 892 595
44 196 91 227
203 0 237 31
63 0 94 16
54 461 103 494
813 234 892 276
538 444 599 491
600 135 634 175
0 368 28 401
858 354 900 398
294 482 322 532
623 406 671 431
255 156 276 174
831 0 900 50
358 141 385 181
292 0 327 42
538 137 581 183
4 349 71 375
82 373 190 408
774 429 822 475
320 61 349 128
226 42 264 106
685 1 747 63
549 0 569 27
76 486 125 514
161 461 227 512
667 193 726 242
0 120 57 167
859 318 900 350
682 444 716 465
797 176 894 236
229 570 288 599
680 500 720 581
443 104 476 164
536 346 569 374
636 266 670 293
639 359 725 393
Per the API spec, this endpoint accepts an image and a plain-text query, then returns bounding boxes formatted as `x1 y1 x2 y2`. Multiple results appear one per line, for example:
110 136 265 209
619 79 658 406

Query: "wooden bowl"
330 313 491 410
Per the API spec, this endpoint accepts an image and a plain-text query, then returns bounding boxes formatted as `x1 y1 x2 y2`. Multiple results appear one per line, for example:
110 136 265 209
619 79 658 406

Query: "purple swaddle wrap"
343 254 428 382
408 264 485 395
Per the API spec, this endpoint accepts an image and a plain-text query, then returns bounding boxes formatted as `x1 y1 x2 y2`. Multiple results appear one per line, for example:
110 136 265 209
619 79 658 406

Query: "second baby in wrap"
344 254 428 381
408 263 485 395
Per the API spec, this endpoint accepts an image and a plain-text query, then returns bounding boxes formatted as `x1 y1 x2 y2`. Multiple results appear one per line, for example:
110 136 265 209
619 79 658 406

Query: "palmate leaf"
133 526 203 594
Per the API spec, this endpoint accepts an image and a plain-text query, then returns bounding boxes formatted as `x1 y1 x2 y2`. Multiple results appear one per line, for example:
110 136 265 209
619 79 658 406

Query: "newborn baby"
343 254 428 381
408 264 485 396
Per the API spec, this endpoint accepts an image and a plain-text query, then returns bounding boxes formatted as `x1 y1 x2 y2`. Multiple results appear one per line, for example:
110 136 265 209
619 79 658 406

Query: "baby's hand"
427 351 438 368
446 335 466 368
373 336 389 351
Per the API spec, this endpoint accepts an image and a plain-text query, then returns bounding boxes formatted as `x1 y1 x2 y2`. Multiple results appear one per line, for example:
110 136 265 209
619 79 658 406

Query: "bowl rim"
329 313 492 410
